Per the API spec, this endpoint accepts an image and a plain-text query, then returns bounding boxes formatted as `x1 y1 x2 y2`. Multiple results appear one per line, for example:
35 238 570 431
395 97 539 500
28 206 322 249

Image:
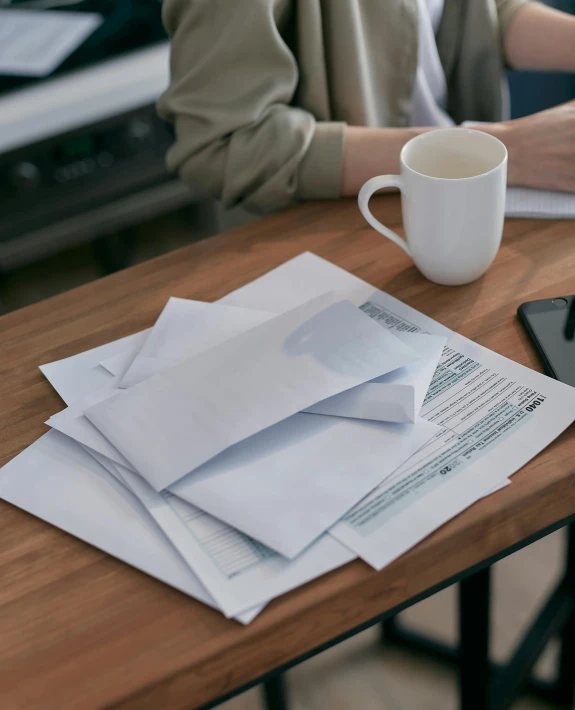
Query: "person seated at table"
158 0 575 215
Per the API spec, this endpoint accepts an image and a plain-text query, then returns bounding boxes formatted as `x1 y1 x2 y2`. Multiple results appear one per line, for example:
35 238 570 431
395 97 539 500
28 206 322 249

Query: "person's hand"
498 102 575 192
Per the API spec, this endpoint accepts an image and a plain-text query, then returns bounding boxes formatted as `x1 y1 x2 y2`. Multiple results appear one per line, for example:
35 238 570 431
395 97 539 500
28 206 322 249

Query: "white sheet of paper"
306 331 446 423
330 303 575 568
99 354 124 376
217 253 385 314
170 415 439 558
506 187 575 219
0 10 102 77
490 480 511 493
47 390 136 471
220 254 452 337
85 293 421 490
0 431 258 624
331 425 508 569
118 298 275 388
221 253 575 568
40 330 148 405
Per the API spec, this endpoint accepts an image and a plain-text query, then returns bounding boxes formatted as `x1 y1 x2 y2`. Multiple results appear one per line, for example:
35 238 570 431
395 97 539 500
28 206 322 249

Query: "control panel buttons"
10 162 41 189
128 119 152 141
97 152 114 168
81 158 96 173
54 157 99 183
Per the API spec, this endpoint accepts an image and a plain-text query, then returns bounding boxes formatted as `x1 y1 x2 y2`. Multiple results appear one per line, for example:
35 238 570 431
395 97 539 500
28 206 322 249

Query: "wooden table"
1 196 574 710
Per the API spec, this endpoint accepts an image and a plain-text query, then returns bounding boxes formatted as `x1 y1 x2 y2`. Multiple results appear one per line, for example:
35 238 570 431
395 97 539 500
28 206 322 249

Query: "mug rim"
400 128 508 182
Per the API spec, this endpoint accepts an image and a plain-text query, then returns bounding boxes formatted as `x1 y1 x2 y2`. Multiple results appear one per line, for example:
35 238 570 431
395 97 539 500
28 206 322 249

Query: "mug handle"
357 176 412 257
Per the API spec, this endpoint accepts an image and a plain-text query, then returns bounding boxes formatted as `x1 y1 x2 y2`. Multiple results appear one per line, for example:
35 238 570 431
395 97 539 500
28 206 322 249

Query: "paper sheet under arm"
506 187 575 219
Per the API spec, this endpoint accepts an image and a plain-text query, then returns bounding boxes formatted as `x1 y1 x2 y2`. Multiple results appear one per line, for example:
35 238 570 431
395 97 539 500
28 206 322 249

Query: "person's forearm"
505 1 575 71
342 125 433 195
343 101 575 196
471 122 524 184
341 122 530 194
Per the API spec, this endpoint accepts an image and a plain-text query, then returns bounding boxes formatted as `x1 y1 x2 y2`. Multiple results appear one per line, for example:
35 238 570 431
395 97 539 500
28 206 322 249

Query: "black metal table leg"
201 513 575 710
459 566 491 710
0 269 6 315
262 674 288 710
554 523 575 708
381 617 398 645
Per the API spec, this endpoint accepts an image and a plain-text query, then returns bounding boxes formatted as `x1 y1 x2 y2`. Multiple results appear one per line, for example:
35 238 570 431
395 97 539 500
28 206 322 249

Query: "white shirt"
410 0 455 127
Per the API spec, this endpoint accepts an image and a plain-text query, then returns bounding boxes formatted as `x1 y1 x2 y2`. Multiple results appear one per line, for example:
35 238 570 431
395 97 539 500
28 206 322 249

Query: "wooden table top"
1 196 574 710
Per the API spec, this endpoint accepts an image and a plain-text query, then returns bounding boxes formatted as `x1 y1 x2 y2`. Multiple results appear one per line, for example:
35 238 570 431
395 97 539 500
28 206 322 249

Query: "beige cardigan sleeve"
157 0 346 214
496 0 532 37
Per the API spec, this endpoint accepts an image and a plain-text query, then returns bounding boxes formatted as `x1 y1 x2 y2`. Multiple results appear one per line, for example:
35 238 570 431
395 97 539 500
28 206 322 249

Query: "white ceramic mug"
358 128 507 286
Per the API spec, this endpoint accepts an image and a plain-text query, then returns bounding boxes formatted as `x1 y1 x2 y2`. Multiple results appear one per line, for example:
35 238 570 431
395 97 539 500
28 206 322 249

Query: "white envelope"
170 414 439 558
0 431 259 624
118 298 275 388
115 464 355 617
100 332 444 426
84 293 421 491
305 332 447 423
103 298 443 424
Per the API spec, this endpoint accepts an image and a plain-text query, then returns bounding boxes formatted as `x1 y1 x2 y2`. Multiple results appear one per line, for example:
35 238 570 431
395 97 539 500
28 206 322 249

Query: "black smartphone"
517 296 575 387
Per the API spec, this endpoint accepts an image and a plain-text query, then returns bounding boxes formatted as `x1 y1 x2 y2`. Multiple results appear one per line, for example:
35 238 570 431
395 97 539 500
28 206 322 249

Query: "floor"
2 208 569 710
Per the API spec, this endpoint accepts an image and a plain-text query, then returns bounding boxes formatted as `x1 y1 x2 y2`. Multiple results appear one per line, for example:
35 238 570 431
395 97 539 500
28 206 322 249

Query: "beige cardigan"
158 0 529 214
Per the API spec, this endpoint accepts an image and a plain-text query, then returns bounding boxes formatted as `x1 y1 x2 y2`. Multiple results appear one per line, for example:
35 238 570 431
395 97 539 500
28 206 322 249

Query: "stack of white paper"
2 252 575 623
